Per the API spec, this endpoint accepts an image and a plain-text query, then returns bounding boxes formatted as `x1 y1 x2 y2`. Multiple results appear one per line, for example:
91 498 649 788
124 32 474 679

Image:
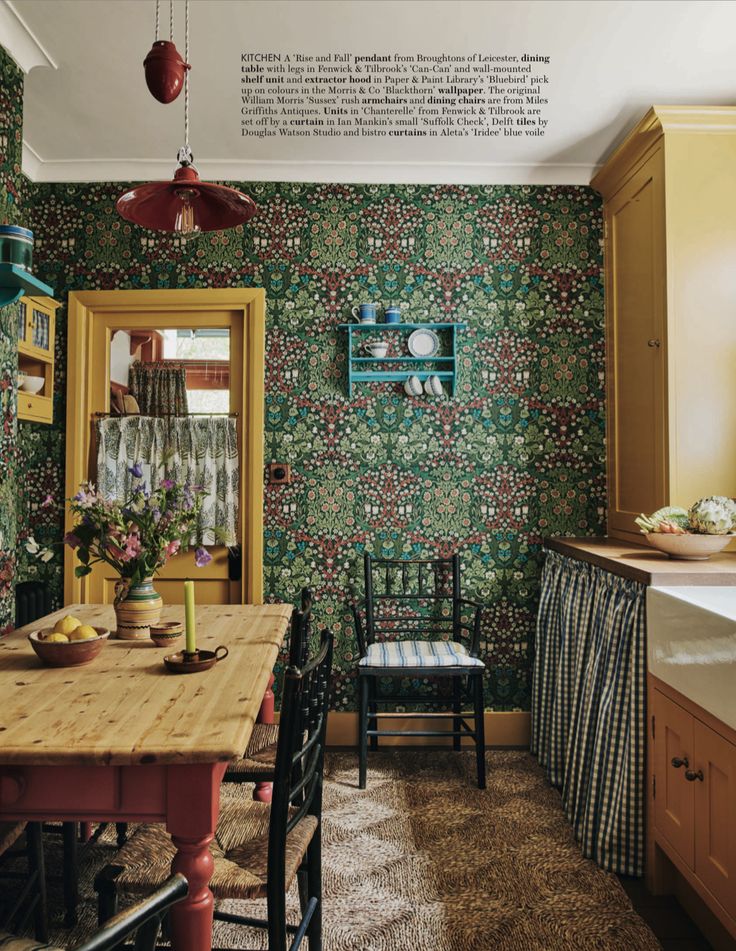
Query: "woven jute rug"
39 750 660 951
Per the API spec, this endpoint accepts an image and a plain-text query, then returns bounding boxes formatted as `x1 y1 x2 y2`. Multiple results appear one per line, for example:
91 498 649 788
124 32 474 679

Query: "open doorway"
65 288 265 606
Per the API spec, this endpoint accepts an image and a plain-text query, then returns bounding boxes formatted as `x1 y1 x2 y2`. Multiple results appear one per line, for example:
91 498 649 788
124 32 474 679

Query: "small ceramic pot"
352 303 378 323
150 621 184 648
0 225 33 271
384 306 402 323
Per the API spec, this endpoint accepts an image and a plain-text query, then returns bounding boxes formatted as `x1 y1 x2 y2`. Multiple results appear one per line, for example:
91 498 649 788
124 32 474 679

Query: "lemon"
70 624 98 641
53 615 82 636
45 632 69 643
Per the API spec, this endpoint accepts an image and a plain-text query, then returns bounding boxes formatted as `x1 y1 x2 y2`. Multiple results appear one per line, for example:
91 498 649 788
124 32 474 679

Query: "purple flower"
128 462 144 479
63 532 81 549
160 479 174 490
194 547 212 568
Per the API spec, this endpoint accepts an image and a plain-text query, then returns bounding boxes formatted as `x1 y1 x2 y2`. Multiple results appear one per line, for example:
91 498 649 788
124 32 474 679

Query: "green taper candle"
184 579 196 654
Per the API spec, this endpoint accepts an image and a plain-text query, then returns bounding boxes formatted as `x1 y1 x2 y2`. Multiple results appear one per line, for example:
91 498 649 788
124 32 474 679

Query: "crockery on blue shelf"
407 328 440 358
365 341 389 358
404 375 423 396
352 302 378 323
424 374 443 397
384 305 402 324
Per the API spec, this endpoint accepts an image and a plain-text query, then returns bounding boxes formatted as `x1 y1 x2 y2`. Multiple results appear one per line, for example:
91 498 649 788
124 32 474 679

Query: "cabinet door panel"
606 150 667 537
694 719 736 919
653 689 694 867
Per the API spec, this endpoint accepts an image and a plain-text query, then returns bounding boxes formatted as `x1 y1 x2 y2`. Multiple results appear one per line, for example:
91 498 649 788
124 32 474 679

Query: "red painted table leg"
253 672 275 803
166 763 223 951
79 822 93 842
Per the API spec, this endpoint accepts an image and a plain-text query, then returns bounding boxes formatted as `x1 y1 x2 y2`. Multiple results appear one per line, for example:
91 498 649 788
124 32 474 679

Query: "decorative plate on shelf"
407 328 440 358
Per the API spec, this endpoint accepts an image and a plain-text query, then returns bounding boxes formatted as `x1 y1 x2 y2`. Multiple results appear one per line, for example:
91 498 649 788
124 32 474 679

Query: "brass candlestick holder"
163 645 229 674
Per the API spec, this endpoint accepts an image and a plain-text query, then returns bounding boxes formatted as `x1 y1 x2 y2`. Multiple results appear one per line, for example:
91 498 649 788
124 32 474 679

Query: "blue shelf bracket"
0 264 54 309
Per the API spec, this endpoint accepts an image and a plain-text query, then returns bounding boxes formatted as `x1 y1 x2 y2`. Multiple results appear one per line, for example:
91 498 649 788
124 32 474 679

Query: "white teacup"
365 341 389 358
404 375 423 396
424 375 443 397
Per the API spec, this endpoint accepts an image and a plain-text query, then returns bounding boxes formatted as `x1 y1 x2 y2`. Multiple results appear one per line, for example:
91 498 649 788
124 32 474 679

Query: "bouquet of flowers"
28 463 213 601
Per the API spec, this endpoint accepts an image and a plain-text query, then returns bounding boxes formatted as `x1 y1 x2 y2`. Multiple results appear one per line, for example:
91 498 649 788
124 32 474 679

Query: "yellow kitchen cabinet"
17 294 58 424
592 107 736 541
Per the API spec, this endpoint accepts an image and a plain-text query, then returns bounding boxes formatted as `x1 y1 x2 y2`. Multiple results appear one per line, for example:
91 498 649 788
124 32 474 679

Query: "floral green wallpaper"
2 42 606 709
18 178 606 710
0 46 24 633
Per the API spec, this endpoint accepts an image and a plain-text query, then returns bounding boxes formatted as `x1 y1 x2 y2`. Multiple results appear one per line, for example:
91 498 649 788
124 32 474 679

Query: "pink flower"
106 543 130 562
124 533 142 559
165 540 181 557
41 494 55 508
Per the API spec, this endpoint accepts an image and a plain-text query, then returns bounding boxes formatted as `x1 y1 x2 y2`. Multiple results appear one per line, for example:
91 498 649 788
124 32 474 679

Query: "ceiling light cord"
184 0 190 150
154 0 160 40
169 0 174 42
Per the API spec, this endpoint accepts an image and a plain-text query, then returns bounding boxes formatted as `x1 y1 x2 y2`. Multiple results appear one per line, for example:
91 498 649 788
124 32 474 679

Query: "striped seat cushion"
359 640 484 668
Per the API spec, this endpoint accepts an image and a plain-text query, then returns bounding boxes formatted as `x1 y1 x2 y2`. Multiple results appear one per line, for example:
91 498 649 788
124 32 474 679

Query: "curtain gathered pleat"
96 415 239 546
128 362 189 416
531 550 646 876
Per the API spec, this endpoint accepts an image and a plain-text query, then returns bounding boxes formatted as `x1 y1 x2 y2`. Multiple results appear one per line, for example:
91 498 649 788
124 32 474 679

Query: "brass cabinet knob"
647 338 661 348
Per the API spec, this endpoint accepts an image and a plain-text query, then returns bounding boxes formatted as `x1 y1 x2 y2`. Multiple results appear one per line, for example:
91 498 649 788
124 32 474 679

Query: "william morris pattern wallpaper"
2 48 607 709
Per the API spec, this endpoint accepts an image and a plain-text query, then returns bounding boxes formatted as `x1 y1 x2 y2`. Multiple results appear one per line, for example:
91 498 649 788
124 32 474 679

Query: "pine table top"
0 603 291 767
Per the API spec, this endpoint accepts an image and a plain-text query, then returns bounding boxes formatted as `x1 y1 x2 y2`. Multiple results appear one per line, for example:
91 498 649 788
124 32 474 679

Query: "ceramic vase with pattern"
114 577 163 640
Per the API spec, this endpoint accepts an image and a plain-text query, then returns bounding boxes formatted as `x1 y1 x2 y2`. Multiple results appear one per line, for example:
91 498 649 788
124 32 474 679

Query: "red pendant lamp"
117 0 256 235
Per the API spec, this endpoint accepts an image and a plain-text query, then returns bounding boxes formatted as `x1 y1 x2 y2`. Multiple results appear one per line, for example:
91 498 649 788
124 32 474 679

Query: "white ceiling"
5 0 736 185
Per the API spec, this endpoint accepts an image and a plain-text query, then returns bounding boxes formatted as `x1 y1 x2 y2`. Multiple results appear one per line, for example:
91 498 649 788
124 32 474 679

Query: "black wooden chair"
95 628 334 951
0 873 188 951
0 822 48 943
351 553 486 789
224 588 312 786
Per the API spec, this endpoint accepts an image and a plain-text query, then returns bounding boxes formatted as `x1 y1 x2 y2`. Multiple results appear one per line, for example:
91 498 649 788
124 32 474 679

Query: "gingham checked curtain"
531 550 646 876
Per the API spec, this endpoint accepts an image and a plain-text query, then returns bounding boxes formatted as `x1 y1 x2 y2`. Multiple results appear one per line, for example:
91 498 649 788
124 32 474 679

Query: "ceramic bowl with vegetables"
635 497 736 560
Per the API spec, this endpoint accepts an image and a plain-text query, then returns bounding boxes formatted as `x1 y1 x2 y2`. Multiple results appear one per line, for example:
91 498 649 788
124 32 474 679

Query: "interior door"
653 689 695 867
606 147 667 538
65 289 265 606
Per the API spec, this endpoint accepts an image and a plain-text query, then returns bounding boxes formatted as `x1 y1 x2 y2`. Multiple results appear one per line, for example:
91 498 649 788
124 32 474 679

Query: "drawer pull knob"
671 756 689 769
647 338 661 348
685 768 704 782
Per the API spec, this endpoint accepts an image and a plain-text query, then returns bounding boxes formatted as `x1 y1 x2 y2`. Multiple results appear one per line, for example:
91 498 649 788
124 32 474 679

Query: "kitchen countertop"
544 536 736 586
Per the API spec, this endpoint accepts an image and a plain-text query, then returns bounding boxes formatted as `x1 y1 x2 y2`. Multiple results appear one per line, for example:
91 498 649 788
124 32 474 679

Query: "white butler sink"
647 586 736 730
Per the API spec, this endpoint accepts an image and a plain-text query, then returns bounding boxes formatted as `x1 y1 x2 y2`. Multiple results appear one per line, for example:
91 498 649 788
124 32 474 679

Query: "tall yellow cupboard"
592 107 736 541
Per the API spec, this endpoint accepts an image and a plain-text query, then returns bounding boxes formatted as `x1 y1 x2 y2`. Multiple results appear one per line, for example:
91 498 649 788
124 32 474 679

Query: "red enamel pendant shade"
116 165 257 233
143 40 190 103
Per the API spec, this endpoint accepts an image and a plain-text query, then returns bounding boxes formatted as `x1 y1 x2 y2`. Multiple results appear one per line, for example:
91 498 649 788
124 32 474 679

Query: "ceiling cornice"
20 148 600 186
0 0 56 73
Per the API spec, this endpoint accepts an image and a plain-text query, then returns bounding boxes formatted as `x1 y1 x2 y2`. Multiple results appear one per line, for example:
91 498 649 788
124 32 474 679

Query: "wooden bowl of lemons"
29 614 110 667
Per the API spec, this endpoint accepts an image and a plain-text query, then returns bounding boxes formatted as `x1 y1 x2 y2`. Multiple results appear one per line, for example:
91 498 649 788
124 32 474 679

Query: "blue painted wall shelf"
339 321 467 397
0 264 54 308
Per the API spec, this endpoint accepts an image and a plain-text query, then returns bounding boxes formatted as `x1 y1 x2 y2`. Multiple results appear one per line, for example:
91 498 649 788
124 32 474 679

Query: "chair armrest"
457 598 484 610
75 874 188 951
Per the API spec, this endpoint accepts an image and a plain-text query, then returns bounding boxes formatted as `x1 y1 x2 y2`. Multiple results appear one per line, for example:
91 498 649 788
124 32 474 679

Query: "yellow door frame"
64 288 265 605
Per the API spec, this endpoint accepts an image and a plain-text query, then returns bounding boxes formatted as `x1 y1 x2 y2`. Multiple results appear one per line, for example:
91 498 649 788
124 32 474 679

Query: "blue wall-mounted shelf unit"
339 322 467 397
0 264 54 308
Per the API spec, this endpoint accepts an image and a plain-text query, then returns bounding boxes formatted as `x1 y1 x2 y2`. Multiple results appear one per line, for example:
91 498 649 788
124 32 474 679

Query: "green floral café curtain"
128 362 188 416
96 415 239 546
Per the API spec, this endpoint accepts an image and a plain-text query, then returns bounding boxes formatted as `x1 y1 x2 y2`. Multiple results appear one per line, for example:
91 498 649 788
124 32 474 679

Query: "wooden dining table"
0 602 292 951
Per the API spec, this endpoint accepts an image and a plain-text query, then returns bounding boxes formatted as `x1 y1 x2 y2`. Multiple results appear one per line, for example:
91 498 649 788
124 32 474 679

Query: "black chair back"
363 553 461 645
287 588 312 669
268 628 333 885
